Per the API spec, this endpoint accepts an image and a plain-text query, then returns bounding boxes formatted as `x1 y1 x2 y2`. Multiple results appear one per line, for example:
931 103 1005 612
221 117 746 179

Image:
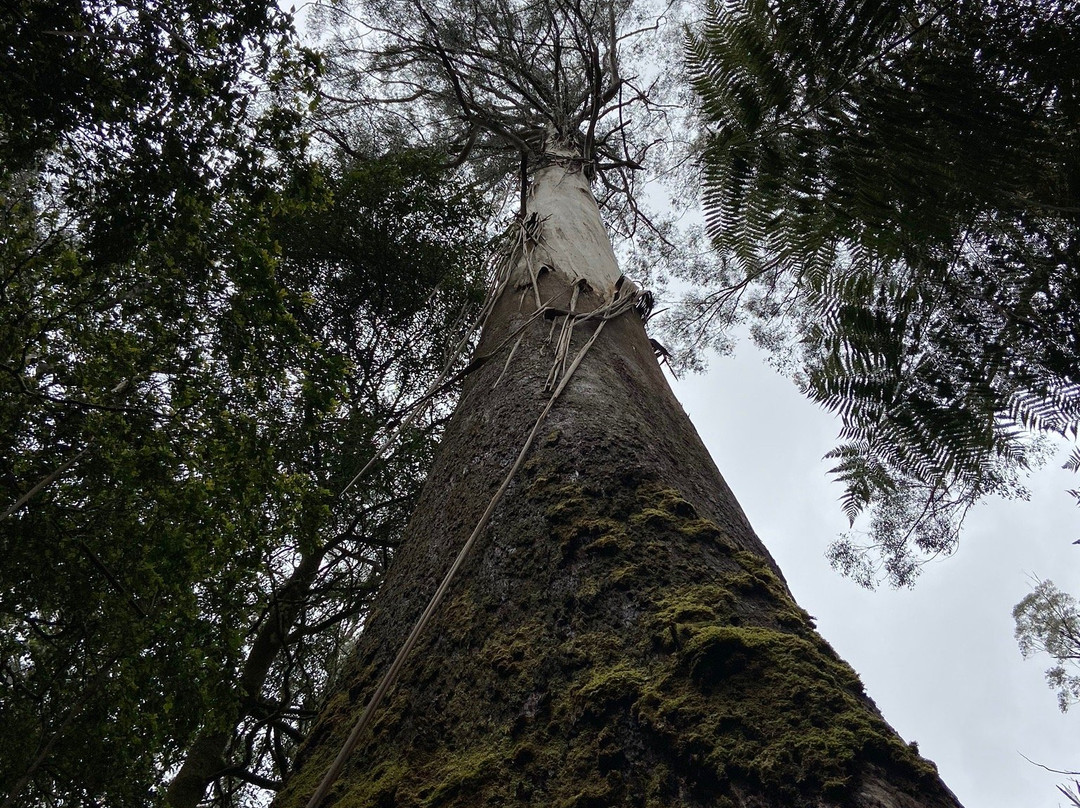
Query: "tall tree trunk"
274 148 964 808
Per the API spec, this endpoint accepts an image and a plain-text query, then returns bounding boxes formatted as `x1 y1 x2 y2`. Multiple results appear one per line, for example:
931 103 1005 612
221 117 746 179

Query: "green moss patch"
636 486 698 518
633 599 936 799
420 749 502 807
483 623 544 677
572 663 647 717
654 584 735 625
280 470 944 808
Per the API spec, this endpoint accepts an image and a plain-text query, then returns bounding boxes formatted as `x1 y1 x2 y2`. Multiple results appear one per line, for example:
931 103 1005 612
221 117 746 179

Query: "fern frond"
686 0 1080 584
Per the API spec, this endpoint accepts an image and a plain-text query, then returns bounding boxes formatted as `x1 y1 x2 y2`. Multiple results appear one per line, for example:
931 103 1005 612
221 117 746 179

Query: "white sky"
671 340 1080 808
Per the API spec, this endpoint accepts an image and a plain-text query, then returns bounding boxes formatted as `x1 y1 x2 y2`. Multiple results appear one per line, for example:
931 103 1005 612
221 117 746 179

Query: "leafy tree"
2 154 487 808
160 151 490 808
1 1 491 805
685 0 1080 586
1014 578 1080 712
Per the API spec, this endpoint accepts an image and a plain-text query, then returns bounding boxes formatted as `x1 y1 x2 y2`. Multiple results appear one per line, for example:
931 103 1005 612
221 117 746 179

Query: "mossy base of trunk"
277 277 961 808
280 473 952 808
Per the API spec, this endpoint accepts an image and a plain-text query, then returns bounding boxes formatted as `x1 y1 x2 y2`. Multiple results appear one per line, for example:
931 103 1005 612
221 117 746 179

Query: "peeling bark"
274 151 964 808
520 147 621 295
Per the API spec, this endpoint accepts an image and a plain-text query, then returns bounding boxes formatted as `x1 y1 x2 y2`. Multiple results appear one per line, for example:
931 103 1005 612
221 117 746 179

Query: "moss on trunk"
276 159 963 808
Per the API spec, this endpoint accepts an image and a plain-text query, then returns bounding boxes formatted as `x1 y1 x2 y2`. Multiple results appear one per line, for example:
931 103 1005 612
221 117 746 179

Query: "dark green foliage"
0 163 487 806
687 0 1080 585
0 1 490 804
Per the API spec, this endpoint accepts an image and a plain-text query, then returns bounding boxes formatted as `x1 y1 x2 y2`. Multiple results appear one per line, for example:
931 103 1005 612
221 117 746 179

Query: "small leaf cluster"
1014 579 1080 712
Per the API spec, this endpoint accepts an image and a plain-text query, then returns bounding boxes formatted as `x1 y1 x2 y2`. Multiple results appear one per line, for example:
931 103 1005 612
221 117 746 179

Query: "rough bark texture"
275 157 964 808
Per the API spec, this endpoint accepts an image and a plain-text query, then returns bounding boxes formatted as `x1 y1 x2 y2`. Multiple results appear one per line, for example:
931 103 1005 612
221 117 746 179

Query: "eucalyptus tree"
1014 579 1080 713
684 0 1080 586
273 2 962 805
1 2 490 805
1013 577 1080 801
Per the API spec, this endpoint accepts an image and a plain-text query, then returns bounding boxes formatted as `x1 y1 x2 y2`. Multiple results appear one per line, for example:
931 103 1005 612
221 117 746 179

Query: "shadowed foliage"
686 0 1080 585
0 1 491 804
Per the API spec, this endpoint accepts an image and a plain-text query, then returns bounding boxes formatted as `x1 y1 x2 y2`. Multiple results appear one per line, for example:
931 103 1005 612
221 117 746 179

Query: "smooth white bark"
521 154 621 298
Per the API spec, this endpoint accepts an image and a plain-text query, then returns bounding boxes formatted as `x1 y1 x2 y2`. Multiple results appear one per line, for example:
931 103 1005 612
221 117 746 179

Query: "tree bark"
167 548 326 808
274 149 964 808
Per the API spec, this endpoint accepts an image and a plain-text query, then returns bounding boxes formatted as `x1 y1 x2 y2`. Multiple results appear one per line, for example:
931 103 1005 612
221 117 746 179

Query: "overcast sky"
671 341 1079 808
